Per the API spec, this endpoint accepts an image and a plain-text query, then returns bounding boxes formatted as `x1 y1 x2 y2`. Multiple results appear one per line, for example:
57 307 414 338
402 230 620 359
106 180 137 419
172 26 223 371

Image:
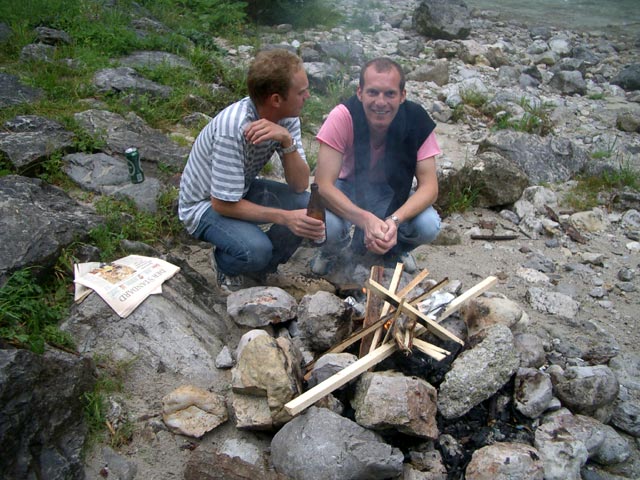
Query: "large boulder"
412 0 471 40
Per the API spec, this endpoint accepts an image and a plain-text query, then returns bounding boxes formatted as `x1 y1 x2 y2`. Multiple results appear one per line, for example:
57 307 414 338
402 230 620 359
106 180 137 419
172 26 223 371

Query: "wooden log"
359 266 384 357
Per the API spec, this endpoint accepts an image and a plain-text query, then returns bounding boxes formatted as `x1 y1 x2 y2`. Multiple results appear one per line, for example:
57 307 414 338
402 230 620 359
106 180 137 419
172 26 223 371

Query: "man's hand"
363 213 397 254
244 119 292 146
284 209 326 241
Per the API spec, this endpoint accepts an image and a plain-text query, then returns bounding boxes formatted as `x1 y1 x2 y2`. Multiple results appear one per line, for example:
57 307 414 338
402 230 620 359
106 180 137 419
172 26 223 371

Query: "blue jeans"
193 178 310 276
322 179 441 257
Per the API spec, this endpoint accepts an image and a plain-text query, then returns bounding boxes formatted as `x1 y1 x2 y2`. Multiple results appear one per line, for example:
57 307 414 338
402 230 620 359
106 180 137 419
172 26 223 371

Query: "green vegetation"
564 159 640 211
492 98 554 136
444 183 481 215
0 268 74 353
83 355 135 449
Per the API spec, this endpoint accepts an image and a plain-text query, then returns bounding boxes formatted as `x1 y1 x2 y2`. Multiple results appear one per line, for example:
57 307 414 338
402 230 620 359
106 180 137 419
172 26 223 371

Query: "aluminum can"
125 147 145 184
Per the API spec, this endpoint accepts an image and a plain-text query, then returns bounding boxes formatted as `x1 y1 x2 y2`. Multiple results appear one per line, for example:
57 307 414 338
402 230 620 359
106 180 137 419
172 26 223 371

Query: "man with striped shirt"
179 49 325 291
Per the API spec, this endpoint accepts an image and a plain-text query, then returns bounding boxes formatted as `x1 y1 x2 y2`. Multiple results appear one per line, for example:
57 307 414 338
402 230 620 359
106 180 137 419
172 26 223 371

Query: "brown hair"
247 49 303 105
359 57 406 91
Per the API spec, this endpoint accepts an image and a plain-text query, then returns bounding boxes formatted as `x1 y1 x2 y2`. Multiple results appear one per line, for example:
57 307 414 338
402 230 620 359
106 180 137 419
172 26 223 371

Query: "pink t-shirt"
316 104 441 181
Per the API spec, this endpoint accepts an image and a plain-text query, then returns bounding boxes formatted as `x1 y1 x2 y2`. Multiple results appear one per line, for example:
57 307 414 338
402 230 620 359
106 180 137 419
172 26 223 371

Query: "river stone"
464 442 544 480
514 367 554 418
227 286 298 327
437 324 520 419
270 406 404 480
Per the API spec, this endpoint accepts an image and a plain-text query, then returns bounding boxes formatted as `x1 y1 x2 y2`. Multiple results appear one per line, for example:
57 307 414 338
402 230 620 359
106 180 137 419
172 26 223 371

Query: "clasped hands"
363 215 397 255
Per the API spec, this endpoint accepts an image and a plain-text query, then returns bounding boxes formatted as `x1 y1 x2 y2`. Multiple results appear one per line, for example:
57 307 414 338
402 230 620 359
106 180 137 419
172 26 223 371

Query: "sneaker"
310 250 334 276
210 251 244 293
399 251 417 274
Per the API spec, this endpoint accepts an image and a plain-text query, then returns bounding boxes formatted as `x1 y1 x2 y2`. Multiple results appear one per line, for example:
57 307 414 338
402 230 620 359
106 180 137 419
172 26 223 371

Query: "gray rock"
117 50 192 69
514 367 554 418
0 115 75 170
413 0 471 40
307 352 358 389
551 365 619 419
270 406 404 480
74 109 189 169
226 286 297 328
0 175 102 286
0 348 96 480
93 66 172 98
612 63 640 91
477 131 589 185
438 324 520 419
0 72 43 108
526 287 579 318
34 26 72 45
296 290 353 352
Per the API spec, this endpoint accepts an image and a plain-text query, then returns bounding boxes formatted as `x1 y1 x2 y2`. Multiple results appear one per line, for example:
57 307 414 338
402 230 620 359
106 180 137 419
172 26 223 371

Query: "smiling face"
356 64 406 135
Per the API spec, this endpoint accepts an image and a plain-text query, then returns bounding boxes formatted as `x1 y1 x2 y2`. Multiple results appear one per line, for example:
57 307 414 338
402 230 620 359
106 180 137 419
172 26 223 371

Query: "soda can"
125 147 145 184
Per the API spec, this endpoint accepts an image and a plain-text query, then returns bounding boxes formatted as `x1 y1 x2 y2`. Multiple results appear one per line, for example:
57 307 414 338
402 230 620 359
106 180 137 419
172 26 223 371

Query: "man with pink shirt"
311 57 441 275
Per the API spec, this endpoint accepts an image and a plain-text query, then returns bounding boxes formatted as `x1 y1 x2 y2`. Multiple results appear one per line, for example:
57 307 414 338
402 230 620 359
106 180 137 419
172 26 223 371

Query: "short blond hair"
247 49 303 105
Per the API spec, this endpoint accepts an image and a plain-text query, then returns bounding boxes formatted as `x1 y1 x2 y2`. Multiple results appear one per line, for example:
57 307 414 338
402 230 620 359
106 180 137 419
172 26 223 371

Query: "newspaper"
74 255 180 318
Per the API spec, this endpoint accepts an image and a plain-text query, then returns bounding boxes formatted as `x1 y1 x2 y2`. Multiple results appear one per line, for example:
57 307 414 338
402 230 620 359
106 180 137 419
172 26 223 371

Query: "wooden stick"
359 266 384 357
412 338 448 361
366 279 464 346
285 341 398 416
432 276 498 323
368 263 403 353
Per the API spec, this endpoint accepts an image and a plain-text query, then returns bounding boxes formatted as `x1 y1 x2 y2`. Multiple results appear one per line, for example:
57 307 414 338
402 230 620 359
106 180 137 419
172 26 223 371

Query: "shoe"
210 251 244 293
310 250 334 276
399 251 417 274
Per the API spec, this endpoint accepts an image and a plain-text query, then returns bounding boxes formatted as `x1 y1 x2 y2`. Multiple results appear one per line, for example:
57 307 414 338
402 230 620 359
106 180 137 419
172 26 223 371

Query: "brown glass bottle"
306 182 326 245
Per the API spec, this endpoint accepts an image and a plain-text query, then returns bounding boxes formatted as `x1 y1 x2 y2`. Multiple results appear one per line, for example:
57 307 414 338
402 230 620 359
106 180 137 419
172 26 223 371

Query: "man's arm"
244 118 309 192
314 142 391 252
385 156 438 226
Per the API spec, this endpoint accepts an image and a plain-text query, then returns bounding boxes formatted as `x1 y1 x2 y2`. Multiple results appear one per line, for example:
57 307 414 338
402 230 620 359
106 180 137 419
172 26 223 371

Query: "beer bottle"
306 182 326 245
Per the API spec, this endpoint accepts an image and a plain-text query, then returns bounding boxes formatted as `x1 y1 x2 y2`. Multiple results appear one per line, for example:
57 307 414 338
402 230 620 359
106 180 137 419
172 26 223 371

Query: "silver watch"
386 214 400 226
281 141 298 154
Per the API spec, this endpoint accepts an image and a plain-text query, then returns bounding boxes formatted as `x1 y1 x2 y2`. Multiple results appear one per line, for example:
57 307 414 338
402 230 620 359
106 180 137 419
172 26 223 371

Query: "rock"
306 352 358 389
296 290 353 352
460 294 525 337
353 371 439 439
437 324 520 419
612 63 640 91
514 367 554 418
526 287 580 318
535 412 589 480
412 0 471 40
185 449 290 480
161 385 228 438
0 175 102 286
0 348 96 480
465 442 544 480
93 66 172 98
74 109 190 169
0 72 43 108
270 406 404 480
0 115 75 170
226 286 298 328
231 331 302 427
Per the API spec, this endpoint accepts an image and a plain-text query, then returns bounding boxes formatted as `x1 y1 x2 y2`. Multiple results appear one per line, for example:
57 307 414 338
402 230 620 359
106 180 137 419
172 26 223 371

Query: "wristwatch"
386 214 400 226
281 140 298 154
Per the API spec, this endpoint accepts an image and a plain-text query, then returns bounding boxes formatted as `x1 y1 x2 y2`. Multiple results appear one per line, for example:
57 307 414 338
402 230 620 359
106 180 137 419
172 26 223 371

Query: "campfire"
285 263 497 416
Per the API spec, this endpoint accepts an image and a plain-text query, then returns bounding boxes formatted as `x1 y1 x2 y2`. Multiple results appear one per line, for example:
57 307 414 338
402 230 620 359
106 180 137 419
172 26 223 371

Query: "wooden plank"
411 338 447 361
285 341 398 416
359 266 384 357
366 279 464 346
368 263 404 353
432 276 498 323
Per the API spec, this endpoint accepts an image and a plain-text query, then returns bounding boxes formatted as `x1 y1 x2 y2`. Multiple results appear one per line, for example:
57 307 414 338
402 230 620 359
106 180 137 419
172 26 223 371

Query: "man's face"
356 66 406 133
281 68 310 117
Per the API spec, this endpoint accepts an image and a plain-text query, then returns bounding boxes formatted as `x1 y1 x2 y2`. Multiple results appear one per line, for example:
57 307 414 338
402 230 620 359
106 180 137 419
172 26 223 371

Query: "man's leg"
193 206 273 276
245 178 309 273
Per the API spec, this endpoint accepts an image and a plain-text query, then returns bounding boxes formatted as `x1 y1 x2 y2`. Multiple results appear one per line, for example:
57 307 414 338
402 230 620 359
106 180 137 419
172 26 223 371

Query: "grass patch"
0 268 74 353
492 97 554 136
564 161 640 210
83 355 135 450
90 190 183 261
444 183 481 215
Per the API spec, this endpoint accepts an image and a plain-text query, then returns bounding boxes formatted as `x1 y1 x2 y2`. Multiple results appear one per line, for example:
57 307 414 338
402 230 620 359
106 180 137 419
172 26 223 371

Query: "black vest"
344 94 436 225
